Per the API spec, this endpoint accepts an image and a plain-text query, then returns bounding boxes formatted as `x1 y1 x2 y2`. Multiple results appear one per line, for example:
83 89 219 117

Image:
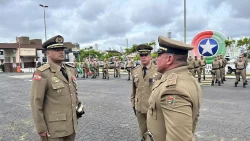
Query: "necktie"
142 66 147 78
60 67 68 81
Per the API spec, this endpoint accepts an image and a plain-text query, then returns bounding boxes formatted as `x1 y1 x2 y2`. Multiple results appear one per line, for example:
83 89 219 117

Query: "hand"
39 131 49 141
133 107 136 116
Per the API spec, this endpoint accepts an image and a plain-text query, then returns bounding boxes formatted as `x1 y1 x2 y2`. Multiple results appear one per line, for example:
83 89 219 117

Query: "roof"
0 43 43 49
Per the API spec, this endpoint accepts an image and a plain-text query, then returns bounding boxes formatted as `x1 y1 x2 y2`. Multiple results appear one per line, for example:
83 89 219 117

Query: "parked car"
98 61 104 67
226 56 238 74
108 62 115 69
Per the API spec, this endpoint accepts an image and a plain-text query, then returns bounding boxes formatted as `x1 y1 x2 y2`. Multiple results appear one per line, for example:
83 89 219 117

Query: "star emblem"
198 38 218 57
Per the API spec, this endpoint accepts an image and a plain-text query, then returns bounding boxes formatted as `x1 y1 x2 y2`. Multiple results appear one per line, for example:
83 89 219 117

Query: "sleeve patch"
33 74 42 80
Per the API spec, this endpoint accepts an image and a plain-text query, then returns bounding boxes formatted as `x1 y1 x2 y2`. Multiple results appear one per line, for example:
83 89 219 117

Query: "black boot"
223 77 226 81
215 79 218 83
234 82 238 87
218 81 221 86
198 78 201 83
221 80 224 84
243 83 246 88
203 76 205 80
211 81 214 86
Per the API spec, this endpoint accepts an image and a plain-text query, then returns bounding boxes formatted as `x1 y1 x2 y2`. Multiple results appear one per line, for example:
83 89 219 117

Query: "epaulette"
166 73 177 86
65 63 75 68
132 65 140 71
37 63 50 72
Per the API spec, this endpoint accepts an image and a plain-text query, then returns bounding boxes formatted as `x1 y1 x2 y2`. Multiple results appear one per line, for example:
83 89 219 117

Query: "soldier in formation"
130 44 161 141
126 58 134 81
114 58 121 78
200 56 207 80
187 56 195 77
235 55 247 88
74 59 79 78
211 56 222 86
103 58 109 80
194 56 201 82
96 58 100 77
81 58 88 78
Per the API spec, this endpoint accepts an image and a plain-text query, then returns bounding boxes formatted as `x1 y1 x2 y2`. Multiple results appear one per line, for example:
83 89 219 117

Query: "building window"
0 51 3 55
4 57 10 63
13 57 16 63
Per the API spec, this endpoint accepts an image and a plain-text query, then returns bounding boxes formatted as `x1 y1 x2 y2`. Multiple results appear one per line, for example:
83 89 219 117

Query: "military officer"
31 35 83 141
211 56 222 86
235 55 247 88
242 53 248 84
146 36 201 141
96 58 100 77
194 56 201 82
200 56 206 80
81 58 88 78
126 58 134 81
220 55 227 82
187 56 195 77
103 58 109 80
74 59 78 78
131 44 161 141
114 58 121 77
90 58 97 79
217 55 224 84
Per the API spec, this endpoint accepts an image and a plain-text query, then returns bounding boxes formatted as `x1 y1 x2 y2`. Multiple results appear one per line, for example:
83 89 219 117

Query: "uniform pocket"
134 77 139 86
48 113 67 133
148 101 157 120
52 83 65 96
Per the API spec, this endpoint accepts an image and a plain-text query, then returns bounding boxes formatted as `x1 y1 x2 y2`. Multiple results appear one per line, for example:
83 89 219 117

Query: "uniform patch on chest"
52 77 60 82
167 96 175 106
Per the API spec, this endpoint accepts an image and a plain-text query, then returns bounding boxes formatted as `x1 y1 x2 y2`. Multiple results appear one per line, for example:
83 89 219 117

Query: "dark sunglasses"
139 54 149 57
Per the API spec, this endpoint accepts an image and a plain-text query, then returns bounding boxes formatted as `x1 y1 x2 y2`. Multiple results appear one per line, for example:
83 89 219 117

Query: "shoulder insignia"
65 63 75 68
166 73 177 86
37 64 50 72
132 65 140 71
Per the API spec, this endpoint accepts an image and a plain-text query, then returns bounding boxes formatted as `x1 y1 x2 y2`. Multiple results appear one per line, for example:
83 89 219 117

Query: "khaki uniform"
126 60 134 80
96 61 100 77
147 66 201 141
114 61 121 77
81 61 88 78
103 61 109 79
200 59 206 80
211 59 221 85
31 62 78 141
74 62 78 77
194 60 201 81
218 58 224 82
90 61 97 78
131 62 162 138
235 61 246 85
187 59 195 77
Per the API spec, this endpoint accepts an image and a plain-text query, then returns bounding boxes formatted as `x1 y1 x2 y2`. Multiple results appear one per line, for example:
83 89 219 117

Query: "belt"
195 66 200 68
201 65 205 67
103 68 107 69
212 68 219 70
237 68 244 70
188 68 194 70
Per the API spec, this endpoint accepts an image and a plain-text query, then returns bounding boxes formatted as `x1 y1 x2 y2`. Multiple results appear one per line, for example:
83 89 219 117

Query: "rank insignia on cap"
167 96 175 106
33 74 41 81
55 36 64 43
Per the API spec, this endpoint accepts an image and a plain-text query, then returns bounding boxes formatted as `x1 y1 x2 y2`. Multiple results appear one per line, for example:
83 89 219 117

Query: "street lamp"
39 4 48 41
184 0 186 44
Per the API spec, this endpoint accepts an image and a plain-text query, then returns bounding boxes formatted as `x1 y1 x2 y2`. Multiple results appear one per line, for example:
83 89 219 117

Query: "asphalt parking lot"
0 73 249 141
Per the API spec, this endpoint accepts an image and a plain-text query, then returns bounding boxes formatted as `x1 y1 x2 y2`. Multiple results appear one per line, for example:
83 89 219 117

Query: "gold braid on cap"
47 43 64 49
159 47 168 51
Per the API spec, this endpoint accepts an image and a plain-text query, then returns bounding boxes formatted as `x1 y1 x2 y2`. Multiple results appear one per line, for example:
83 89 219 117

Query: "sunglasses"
139 54 149 57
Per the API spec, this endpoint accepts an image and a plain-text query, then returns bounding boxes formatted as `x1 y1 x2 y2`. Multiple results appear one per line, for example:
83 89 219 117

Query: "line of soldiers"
234 54 248 88
187 55 207 82
211 54 227 86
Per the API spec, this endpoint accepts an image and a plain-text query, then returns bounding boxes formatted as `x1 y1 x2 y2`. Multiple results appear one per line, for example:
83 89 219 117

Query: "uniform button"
57 118 58 120
142 91 144 93
142 86 144 88
69 84 71 86
72 104 74 107
71 94 73 96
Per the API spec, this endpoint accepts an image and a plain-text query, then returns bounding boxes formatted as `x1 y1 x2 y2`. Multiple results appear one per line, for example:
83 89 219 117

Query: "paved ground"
0 73 249 141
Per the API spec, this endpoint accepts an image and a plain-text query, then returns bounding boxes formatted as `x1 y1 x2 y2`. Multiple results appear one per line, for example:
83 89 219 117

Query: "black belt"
201 65 205 67
188 68 194 70
195 66 199 68
237 68 244 70
212 68 219 70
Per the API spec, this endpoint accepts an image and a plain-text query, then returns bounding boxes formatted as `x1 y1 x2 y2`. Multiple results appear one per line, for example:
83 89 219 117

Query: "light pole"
184 0 186 44
39 4 48 41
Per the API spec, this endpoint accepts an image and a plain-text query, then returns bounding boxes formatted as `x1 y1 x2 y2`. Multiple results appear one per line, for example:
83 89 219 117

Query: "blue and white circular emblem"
198 38 218 57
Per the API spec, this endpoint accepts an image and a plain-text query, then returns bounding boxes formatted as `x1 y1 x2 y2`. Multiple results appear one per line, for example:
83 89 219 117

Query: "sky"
0 0 249 51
